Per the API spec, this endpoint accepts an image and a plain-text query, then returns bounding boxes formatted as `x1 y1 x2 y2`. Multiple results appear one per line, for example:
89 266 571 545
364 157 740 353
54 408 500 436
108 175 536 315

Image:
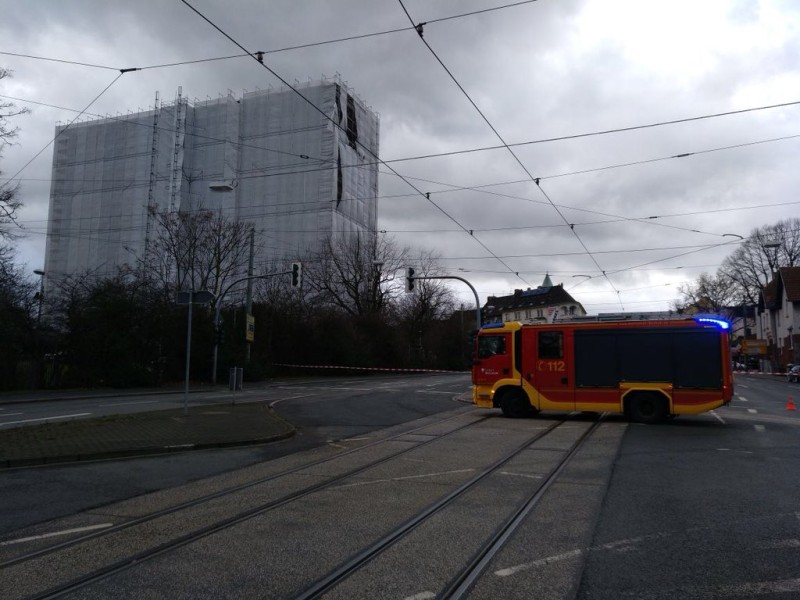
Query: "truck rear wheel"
627 392 668 424
500 389 534 418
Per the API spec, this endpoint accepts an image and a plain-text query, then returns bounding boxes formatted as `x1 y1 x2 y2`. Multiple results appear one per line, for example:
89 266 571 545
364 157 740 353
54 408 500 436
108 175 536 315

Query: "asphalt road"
3 373 800 598
0 373 470 535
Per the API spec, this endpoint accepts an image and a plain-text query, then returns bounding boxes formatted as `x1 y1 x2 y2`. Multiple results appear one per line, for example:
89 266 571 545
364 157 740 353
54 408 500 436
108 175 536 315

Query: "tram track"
295 414 607 599
2 410 488 599
4 411 614 600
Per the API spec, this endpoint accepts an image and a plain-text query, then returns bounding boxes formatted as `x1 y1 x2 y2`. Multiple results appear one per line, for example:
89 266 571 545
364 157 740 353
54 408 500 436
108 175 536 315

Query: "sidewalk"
0 402 295 468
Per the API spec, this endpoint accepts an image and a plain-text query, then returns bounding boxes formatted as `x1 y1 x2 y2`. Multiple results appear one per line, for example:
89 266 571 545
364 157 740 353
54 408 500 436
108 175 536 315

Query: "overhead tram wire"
4 89 796 173
0 71 127 198
4 2 543 71
0 93 338 170
179 0 532 288
3 92 796 234
397 0 624 310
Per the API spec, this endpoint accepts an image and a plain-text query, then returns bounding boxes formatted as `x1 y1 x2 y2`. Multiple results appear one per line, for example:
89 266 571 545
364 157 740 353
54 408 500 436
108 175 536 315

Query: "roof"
482 284 584 317
782 267 800 302
761 266 800 309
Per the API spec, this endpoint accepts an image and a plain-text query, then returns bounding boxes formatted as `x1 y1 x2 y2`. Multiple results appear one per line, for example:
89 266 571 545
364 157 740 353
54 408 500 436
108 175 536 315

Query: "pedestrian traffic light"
405 267 415 293
291 262 302 288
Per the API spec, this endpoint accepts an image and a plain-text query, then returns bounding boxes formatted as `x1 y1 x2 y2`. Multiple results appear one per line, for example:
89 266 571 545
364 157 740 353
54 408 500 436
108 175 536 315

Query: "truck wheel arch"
623 389 670 424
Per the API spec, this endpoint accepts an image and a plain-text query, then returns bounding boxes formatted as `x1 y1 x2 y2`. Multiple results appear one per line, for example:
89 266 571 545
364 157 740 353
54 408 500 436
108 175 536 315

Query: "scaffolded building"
43 77 379 287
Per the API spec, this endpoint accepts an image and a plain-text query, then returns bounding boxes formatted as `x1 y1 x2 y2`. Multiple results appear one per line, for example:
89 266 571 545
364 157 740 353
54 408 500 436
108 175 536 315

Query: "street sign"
246 314 255 342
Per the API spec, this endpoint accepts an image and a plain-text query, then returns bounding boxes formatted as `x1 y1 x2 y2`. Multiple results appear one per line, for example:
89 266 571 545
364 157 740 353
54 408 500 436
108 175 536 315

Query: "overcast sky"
1 0 798 312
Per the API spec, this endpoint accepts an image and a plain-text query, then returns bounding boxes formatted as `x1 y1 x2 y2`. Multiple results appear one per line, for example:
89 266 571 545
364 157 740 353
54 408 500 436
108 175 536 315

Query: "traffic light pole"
408 274 481 330
212 267 297 385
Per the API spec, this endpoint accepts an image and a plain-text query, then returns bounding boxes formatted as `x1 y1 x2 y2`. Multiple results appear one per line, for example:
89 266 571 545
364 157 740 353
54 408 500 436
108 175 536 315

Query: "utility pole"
245 227 254 363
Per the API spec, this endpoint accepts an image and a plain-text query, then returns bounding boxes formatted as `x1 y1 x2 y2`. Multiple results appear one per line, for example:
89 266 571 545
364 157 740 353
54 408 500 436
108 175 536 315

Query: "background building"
42 77 379 289
482 275 587 324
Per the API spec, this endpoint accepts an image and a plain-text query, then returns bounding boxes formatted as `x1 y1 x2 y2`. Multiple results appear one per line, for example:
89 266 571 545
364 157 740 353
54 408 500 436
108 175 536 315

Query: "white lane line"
0 413 91 427
416 390 454 394
712 578 800 596
499 471 543 480
495 532 670 577
747 408 758 414
268 394 314 408
333 468 475 489
754 424 766 432
0 523 114 546
404 593 436 600
710 410 726 424
0 412 23 417
102 400 160 407
737 396 748 402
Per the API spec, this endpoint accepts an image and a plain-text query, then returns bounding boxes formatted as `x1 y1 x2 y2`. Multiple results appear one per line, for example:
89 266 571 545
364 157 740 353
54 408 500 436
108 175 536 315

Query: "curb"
0 425 296 469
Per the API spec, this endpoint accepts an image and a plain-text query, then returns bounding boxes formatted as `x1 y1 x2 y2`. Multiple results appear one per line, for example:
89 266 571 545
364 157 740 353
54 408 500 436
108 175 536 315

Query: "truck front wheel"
500 389 534 418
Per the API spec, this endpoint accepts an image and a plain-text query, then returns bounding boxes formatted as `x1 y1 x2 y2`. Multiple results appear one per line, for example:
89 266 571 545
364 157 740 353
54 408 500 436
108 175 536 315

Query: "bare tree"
305 232 408 318
0 68 30 241
396 249 456 363
672 272 737 314
145 206 253 310
718 219 800 304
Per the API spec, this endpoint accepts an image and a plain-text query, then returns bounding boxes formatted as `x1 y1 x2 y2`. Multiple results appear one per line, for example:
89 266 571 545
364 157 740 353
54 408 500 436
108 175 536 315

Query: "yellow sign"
246 314 255 342
740 339 767 355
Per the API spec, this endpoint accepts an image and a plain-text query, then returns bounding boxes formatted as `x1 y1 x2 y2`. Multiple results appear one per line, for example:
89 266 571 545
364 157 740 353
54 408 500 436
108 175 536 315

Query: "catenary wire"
397 0 624 308
179 0 533 288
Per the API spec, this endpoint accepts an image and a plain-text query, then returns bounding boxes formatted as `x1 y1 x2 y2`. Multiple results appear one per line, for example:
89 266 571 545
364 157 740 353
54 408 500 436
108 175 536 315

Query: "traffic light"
291 262 302 288
405 267 415 293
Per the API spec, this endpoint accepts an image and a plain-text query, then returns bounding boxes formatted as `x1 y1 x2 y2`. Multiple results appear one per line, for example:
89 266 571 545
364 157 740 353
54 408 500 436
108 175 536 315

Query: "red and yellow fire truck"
472 316 733 423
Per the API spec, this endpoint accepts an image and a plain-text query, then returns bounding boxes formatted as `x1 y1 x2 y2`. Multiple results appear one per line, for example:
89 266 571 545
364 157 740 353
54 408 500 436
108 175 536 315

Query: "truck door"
473 332 513 386
523 329 574 411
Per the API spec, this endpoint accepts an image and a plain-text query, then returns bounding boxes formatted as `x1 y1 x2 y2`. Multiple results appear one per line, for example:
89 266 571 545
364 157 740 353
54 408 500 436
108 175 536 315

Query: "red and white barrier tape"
272 363 466 374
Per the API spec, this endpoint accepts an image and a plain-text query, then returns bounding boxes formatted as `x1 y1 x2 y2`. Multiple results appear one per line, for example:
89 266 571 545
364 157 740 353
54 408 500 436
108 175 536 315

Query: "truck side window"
478 335 506 358
539 331 563 359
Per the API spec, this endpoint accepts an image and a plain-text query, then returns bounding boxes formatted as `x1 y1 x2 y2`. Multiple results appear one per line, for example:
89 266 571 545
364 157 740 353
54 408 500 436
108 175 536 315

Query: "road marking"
710 578 800 596
333 468 475 489
717 448 753 454
416 390 454 394
404 593 435 600
0 412 23 417
0 523 114 546
710 411 726 424
268 394 314 408
103 400 160 407
754 424 766 432
737 396 748 402
747 408 758 414
499 471 543 480
0 413 91 427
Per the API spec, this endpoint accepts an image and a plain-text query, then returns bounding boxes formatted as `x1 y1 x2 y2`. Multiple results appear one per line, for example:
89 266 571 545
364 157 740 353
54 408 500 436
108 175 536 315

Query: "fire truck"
472 316 733 423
